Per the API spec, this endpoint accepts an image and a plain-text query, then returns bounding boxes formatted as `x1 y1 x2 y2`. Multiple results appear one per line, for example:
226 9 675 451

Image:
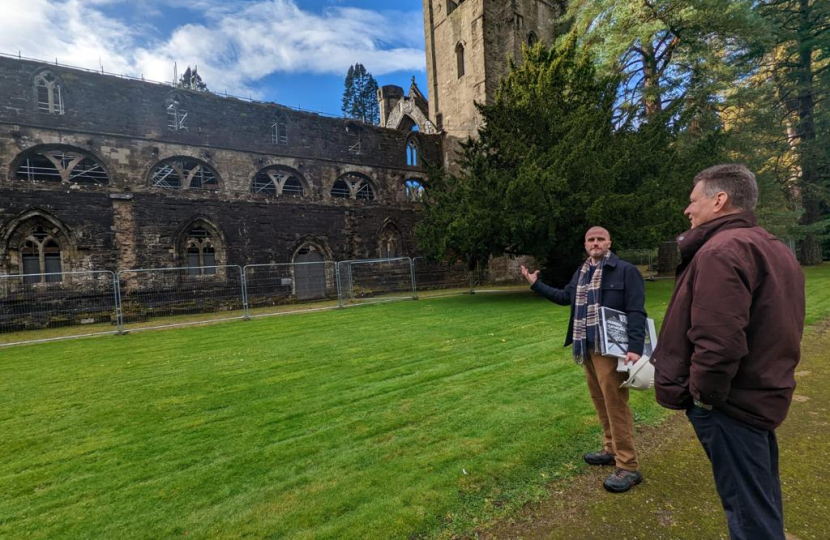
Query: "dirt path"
470 325 830 540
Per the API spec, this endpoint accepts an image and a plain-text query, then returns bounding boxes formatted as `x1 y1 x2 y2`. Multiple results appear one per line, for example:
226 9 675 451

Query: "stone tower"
422 0 561 141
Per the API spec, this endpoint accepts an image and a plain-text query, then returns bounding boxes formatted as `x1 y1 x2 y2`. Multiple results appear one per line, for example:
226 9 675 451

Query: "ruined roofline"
0 54 443 140
0 51 383 128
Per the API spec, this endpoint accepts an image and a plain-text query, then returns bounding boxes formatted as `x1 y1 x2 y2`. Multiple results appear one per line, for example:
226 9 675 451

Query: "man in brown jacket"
653 164 805 540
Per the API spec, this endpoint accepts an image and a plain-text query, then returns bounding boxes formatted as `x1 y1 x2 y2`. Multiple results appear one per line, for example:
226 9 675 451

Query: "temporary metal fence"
244 261 339 317
412 257 472 297
0 270 119 345
337 257 416 306
117 265 246 332
616 249 659 280
0 256 530 347
469 261 528 291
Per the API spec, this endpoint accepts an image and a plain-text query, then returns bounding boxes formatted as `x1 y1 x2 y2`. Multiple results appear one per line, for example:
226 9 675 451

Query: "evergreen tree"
415 38 726 282
341 63 380 124
178 66 208 91
566 0 762 127
756 0 830 264
568 0 829 263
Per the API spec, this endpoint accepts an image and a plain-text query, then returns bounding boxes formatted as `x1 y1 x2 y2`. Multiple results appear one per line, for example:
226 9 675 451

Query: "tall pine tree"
758 0 830 264
567 0 761 127
341 63 380 124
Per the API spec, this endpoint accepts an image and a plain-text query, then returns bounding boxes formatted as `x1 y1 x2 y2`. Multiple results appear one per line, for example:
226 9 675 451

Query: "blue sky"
0 0 429 118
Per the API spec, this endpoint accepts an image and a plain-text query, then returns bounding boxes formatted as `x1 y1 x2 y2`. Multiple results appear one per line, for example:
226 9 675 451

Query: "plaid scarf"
572 251 610 364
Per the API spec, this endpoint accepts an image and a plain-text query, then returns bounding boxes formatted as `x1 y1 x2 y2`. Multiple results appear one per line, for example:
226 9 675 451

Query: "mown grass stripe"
1 267 827 540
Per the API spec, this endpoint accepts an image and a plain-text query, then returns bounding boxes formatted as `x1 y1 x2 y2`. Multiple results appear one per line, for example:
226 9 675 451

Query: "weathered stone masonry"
1 0 562 284
0 57 441 277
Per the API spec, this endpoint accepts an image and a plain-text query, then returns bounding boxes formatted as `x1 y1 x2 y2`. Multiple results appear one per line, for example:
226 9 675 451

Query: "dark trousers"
686 406 784 540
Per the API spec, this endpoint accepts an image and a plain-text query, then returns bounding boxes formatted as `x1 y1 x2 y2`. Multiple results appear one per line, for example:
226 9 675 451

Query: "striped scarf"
572 251 610 364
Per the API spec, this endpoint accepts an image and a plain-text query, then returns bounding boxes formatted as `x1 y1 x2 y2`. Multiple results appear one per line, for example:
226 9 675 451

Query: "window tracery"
406 139 420 167
404 179 425 202
19 225 63 283
183 225 217 276
272 113 288 145
331 172 375 200
15 148 108 185
150 158 219 190
252 166 306 197
34 71 64 114
379 224 403 258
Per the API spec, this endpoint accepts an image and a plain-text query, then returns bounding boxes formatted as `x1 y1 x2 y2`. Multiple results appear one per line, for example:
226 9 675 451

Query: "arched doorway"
293 244 327 300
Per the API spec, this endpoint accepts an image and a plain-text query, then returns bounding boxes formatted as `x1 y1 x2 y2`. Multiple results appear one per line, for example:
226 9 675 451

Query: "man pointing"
521 226 647 492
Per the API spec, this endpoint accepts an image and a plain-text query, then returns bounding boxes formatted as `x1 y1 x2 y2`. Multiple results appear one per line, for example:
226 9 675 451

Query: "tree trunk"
641 42 663 121
795 0 823 265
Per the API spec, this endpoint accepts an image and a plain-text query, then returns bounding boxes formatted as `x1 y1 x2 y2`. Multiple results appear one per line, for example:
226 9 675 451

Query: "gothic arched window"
184 225 218 276
331 178 351 199
150 157 219 190
34 71 64 114
406 139 420 167
527 31 539 46
20 226 63 283
166 95 188 131
252 166 306 197
447 0 467 15
14 147 109 185
331 172 375 201
272 113 288 145
404 179 425 202
399 115 419 132
456 42 466 78
379 224 403 259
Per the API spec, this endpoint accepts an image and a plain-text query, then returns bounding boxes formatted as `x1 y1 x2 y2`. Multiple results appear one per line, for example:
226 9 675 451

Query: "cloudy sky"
0 0 428 116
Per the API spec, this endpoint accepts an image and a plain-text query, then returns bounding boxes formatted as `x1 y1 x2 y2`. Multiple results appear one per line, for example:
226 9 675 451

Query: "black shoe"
603 468 643 493
584 450 615 466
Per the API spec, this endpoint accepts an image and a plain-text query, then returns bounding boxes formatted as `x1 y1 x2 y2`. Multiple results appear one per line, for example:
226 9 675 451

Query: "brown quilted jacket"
652 212 805 430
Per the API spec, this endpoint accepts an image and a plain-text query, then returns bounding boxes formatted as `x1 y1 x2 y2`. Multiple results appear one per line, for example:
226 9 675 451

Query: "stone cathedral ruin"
0 1 561 315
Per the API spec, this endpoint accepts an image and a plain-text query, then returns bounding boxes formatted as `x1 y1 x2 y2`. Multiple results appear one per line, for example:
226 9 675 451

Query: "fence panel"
338 257 415 306
0 270 119 345
412 257 471 297
470 260 527 291
244 262 339 317
117 266 245 331
616 249 658 280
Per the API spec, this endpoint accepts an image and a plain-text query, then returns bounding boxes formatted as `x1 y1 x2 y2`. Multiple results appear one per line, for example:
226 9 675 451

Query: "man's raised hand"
520 265 539 286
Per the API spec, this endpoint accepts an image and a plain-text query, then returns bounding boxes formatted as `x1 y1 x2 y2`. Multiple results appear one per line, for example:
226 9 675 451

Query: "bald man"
521 227 647 493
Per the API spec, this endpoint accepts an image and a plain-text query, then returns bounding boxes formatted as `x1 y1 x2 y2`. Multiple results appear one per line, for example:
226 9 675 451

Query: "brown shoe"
603 468 643 493
583 449 615 466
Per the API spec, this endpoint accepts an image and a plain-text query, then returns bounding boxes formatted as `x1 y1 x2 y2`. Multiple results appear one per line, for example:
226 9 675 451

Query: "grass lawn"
1 267 828 540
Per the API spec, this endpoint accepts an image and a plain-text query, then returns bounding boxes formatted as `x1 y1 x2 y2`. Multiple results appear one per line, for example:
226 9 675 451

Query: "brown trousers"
584 352 639 471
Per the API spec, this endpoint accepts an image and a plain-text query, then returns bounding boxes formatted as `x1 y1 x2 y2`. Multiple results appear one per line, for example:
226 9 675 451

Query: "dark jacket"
531 252 647 355
652 212 805 430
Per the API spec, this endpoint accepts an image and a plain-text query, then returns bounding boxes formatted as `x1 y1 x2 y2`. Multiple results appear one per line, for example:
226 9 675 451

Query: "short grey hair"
693 164 758 211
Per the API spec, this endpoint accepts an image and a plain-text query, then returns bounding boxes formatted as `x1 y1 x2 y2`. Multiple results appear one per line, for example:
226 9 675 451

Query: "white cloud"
0 0 426 98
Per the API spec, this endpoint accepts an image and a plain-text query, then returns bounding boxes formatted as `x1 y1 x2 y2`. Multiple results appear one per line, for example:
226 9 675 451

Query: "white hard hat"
620 355 654 391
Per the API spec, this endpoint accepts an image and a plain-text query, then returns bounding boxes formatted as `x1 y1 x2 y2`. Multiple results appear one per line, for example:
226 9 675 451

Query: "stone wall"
0 57 440 276
0 57 442 170
422 0 562 143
